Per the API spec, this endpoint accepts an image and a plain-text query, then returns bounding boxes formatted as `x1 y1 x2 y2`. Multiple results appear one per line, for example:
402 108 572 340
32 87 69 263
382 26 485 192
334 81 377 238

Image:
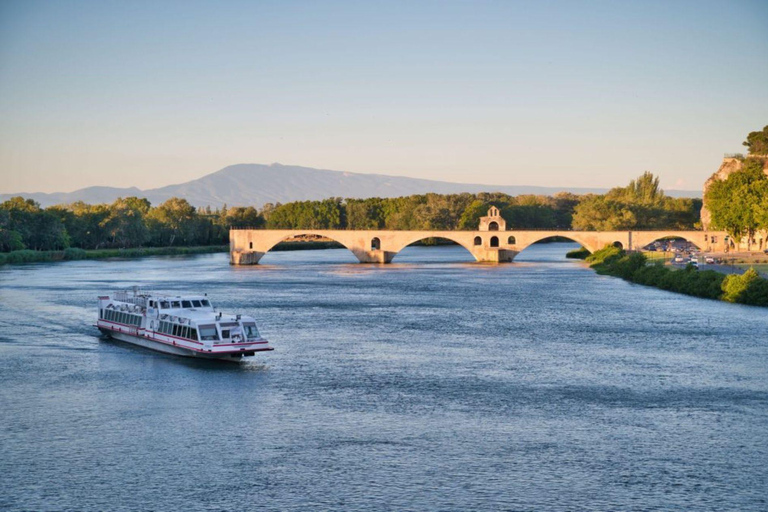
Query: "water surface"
1 243 767 511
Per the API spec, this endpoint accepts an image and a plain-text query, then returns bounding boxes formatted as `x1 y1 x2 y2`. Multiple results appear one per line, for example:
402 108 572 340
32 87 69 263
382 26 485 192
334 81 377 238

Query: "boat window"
182 300 192 308
192 300 201 308
190 329 198 341
199 325 218 341
243 323 260 339
201 300 210 307
171 301 181 309
221 329 230 339
180 326 187 339
174 324 181 337
160 301 170 309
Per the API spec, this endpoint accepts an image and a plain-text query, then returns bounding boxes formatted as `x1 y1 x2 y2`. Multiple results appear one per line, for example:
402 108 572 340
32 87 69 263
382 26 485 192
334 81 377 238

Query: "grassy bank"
0 246 230 266
586 246 768 307
0 240 349 266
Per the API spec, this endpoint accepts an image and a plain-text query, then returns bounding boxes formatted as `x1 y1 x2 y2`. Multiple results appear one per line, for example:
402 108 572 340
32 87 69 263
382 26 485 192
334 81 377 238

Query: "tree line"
263 173 700 232
0 172 702 253
0 197 262 252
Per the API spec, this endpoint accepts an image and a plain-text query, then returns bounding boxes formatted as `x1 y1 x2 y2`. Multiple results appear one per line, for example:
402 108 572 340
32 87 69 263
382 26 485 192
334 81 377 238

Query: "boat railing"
113 288 154 307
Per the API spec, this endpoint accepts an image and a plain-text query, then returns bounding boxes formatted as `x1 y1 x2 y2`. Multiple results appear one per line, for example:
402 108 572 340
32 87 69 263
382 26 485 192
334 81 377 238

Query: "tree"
743 125 768 155
103 197 151 248
147 198 200 246
705 159 768 249
571 195 637 231
0 209 24 251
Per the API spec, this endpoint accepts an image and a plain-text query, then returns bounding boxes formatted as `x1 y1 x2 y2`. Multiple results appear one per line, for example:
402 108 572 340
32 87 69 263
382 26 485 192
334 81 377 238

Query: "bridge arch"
635 234 703 252
515 233 600 254
390 234 480 262
259 232 361 261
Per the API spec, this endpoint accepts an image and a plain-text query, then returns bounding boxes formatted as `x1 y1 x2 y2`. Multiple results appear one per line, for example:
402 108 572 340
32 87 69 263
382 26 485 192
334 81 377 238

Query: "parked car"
705 256 715 264
673 255 684 263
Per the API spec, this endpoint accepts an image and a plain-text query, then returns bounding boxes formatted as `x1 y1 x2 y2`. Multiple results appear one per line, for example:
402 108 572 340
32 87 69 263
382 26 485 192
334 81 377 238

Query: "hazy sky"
1 0 767 194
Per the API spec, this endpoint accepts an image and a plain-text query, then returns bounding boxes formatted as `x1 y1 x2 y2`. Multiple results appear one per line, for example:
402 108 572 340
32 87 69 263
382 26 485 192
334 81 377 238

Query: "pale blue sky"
1 0 767 193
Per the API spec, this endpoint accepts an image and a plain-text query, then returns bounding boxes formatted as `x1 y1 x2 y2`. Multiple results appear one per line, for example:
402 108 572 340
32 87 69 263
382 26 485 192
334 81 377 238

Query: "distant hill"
1 163 701 208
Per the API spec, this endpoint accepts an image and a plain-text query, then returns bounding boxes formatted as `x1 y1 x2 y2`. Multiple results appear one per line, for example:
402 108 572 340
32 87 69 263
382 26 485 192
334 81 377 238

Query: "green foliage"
565 246 590 259
0 246 229 266
705 158 768 244
722 268 768 306
572 172 701 231
63 247 87 260
266 198 345 229
743 125 768 155
585 244 624 265
589 246 768 306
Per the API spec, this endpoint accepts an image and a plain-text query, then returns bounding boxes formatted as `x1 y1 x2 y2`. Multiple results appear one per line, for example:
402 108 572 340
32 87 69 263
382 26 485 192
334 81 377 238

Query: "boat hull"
101 329 263 360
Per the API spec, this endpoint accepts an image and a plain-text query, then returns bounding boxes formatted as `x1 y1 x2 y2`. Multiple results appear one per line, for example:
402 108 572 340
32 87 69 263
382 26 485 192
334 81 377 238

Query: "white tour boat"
96 288 273 360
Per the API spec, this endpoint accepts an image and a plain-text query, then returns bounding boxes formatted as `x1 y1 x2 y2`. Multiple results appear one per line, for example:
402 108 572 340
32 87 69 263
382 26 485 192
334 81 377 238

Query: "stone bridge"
230 207 727 264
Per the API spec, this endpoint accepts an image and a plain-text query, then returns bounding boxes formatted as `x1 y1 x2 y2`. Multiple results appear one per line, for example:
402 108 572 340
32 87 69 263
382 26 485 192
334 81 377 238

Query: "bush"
565 246 590 259
589 247 768 307
586 245 624 266
722 269 768 306
3 250 49 264
63 247 87 260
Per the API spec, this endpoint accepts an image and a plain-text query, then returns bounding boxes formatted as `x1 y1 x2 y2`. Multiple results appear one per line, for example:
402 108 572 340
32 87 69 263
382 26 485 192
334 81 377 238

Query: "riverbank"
586 246 768 307
0 240 346 266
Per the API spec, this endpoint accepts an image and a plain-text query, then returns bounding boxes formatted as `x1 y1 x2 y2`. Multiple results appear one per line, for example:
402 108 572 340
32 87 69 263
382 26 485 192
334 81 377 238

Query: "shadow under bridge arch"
258 232 361 263
389 234 480 263
514 233 601 259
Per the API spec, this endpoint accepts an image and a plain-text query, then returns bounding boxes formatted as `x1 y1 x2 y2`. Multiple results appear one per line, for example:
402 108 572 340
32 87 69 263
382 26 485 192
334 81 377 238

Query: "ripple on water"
0 243 767 511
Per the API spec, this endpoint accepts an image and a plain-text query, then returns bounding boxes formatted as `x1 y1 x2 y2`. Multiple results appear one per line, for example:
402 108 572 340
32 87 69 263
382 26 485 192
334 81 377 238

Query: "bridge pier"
471 248 518 263
231 250 265 265
357 250 397 264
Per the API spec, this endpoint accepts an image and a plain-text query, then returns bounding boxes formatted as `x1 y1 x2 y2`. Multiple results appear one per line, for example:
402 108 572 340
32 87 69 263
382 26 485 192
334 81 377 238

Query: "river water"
1 243 767 511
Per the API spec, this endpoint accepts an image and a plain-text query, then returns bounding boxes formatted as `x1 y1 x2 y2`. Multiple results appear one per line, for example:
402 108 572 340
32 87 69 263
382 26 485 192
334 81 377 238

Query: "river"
1 243 766 511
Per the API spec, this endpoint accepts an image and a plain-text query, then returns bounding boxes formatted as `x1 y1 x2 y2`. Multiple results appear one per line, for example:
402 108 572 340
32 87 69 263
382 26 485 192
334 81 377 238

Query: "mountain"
1 163 701 208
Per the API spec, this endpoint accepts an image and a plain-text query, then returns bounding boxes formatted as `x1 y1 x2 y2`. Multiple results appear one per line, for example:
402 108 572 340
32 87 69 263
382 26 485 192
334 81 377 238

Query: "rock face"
701 156 768 229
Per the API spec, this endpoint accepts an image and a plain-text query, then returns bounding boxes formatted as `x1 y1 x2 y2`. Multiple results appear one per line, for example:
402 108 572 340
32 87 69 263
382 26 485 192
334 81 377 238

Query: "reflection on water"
1 243 767 511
